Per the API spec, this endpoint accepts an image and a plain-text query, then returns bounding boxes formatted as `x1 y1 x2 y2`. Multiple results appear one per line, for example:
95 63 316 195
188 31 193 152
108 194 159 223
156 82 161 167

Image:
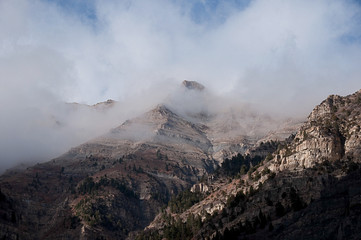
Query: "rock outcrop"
272 90 361 171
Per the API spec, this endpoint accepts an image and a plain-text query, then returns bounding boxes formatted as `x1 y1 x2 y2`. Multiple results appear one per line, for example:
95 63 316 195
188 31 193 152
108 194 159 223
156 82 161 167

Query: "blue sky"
44 0 361 48
45 0 361 28
44 0 97 21
45 0 252 24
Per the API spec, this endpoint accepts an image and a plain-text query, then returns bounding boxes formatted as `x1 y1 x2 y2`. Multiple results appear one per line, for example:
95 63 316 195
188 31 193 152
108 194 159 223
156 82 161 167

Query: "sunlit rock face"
271 90 361 171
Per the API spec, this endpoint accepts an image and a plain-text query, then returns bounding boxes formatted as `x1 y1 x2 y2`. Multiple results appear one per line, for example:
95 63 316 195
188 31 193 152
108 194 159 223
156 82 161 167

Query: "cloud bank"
1 0 361 171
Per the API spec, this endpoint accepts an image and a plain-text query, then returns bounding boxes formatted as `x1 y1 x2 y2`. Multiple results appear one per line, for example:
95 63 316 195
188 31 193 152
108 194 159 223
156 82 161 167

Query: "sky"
1 0 361 171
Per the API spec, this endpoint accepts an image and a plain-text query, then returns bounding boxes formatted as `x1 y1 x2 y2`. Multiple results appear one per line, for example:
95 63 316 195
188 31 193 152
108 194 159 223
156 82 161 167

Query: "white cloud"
1 0 361 171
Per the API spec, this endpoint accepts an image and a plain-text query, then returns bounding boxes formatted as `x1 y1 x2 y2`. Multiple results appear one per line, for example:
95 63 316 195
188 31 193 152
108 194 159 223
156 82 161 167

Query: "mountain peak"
182 80 205 91
149 104 175 117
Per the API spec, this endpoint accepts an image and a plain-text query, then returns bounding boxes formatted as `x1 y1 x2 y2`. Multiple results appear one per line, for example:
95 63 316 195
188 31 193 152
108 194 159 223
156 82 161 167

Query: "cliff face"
273 90 361 171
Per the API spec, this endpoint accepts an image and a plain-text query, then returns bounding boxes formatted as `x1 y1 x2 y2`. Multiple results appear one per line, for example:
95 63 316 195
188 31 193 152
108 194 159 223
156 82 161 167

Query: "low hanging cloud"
1 0 361 171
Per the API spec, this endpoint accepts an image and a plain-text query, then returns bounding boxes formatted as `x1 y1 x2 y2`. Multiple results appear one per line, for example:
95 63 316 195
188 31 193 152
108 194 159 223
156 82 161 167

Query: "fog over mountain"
1 0 361 171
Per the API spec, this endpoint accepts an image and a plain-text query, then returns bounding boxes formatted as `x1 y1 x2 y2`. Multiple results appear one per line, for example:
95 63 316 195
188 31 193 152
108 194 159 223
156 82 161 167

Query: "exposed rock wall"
272 90 361 171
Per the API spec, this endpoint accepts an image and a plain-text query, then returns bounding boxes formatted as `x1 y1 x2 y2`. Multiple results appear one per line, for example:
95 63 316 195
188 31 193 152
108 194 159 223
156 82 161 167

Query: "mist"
1 0 361 171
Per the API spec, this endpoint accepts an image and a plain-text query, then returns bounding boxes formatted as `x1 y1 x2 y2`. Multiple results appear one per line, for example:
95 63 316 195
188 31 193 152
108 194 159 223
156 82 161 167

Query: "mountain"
182 80 205 91
141 89 361 240
0 103 214 240
0 81 323 240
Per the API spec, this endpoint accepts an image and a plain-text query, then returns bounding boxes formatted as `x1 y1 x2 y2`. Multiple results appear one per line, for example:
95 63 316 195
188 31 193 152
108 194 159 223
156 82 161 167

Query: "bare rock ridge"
92 99 116 108
62 104 215 171
68 99 116 110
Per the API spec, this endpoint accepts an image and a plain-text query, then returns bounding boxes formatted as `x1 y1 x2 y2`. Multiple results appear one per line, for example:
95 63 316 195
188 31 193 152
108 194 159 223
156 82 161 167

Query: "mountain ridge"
140 89 361 240
2 83 359 240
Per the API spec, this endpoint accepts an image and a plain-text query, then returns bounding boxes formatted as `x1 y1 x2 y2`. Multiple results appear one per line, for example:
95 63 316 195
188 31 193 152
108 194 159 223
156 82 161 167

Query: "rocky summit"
0 83 361 240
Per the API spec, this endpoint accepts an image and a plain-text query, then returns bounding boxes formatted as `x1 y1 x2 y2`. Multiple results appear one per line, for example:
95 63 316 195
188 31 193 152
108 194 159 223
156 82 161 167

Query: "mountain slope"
0 81 303 240
0 104 216 240
140 89 361 240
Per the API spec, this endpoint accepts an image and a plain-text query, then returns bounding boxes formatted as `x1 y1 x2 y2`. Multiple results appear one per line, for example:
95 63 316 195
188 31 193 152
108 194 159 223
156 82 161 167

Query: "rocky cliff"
273 90 361 171
140 89 361 240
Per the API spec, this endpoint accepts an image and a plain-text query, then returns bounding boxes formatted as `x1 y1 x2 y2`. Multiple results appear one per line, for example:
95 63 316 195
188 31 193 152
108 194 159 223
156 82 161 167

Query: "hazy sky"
1 0 361 171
